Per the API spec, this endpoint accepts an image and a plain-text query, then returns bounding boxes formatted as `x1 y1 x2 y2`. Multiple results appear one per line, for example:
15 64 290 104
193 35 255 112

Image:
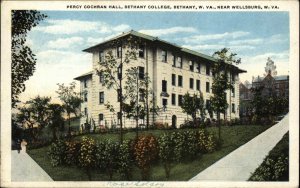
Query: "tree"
56 82 82 136
181 92 205 127
124 67 157 136
210 48 241 140
16 96 51 140
96 36 138 143
11 10 47 108
48 104 65 141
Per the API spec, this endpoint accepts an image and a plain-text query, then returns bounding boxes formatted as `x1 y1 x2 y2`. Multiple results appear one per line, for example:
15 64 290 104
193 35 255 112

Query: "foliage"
182 131 199 159
48 140 66 167
95 139 119 180
78 136 96 180
64 141 81 166
26 96 51 128
158 133 177 178
56 82 82 135
117 140 134 180
133 134 159 180
11 10 47 108
181 92 205 126
210 48 241 140
47 103 65 141
249 133 289 181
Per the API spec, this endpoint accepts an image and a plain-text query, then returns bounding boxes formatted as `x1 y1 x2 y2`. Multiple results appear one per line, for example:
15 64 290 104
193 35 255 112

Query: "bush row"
48 129 218 180
249 133 289 181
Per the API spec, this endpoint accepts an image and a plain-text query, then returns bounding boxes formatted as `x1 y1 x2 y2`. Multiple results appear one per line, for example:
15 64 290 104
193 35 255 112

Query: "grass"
28 124 271 181
249 132 289 181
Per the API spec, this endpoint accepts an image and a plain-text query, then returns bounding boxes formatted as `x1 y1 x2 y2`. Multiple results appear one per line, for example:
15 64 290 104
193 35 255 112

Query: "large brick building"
75 30 246 130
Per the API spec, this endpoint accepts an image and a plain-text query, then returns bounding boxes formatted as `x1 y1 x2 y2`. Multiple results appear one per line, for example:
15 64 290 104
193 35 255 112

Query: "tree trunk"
218 112 221 141
119 65 123 144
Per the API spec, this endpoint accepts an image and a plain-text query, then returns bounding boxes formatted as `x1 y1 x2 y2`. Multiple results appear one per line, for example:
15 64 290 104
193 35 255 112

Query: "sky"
19 11 290 103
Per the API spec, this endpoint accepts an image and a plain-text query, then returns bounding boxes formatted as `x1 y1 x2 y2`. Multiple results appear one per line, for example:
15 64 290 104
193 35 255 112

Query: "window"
98 114 104 125
162 50 167 62
231 87 235 97
190 78 194 89
117 46 122 58
117 112 121 124
138 66 145 79
206 82 210 93
196 80 200 91
206 100 211 109
162 80 167 92
139 45 145 58
84 79 87 88
172 55 176 67
139 89 145 102
99 72 104 83
162 99 168 111
99 51 104 62
178 75 183 87
172 74 176 86
232 103 235 113
84 93 88 102
196 62 201 73
189 61 194 71
178 95 183 106
177 57 182 68
84 107 88 116
162 98 168 107
99 92 104 104
171 93 176 105
206 65 210 75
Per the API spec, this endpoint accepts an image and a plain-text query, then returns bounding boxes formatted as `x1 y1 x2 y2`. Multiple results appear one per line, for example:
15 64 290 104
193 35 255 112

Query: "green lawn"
28 125 271 181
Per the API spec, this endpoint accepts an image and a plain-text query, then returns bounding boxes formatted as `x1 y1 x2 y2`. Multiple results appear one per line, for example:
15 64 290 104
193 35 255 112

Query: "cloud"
228 38 263 45
19 50 92 102
47 37 84 49
139 27 197 37
34 19 130 35
239 51 289 82
183 31 250 43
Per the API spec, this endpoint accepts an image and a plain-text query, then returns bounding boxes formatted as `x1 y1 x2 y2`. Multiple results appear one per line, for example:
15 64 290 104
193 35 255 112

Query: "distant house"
239 58 289 117
75 30 246 130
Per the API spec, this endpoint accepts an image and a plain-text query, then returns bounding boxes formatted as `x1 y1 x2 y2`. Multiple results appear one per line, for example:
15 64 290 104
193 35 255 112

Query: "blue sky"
20 11 290 102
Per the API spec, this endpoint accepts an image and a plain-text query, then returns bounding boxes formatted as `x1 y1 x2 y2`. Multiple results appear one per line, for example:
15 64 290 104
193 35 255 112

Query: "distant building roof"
83 30 246 73
74 71 93 80
274 75 289 81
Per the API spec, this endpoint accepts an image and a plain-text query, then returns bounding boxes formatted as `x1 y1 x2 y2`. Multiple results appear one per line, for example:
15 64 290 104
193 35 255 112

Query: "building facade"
75 30 246 130
239 58 289 117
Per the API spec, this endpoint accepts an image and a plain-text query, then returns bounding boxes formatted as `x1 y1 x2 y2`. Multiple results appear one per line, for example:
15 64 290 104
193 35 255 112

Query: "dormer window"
99 51 104 62
117 46 122 58
139 45 145 58
189 61 194 72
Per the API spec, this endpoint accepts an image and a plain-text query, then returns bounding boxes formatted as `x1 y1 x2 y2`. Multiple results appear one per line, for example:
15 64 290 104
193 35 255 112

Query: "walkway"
190 114 289 181
11 150 53 181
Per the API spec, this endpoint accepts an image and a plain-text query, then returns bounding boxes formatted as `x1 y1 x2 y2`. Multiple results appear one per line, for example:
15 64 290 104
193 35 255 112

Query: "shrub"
95 139 120 180
197 129 217 153
64 141 81 166
171 132 185 162
117 140 133 180
78 136 96 180
134 134 159 180
158 133 177 178
182 131 199 159
48 140 66 167
153 122 169 130
249 133 289 181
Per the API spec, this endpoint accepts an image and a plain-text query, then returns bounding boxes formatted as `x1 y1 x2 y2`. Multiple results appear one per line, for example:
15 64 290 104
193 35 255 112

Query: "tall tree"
210 48 241 140
96 36 138 143
124 67 156 136
11 10 47 108
56 82 82 136
181 92 205 127
47 103 65 141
